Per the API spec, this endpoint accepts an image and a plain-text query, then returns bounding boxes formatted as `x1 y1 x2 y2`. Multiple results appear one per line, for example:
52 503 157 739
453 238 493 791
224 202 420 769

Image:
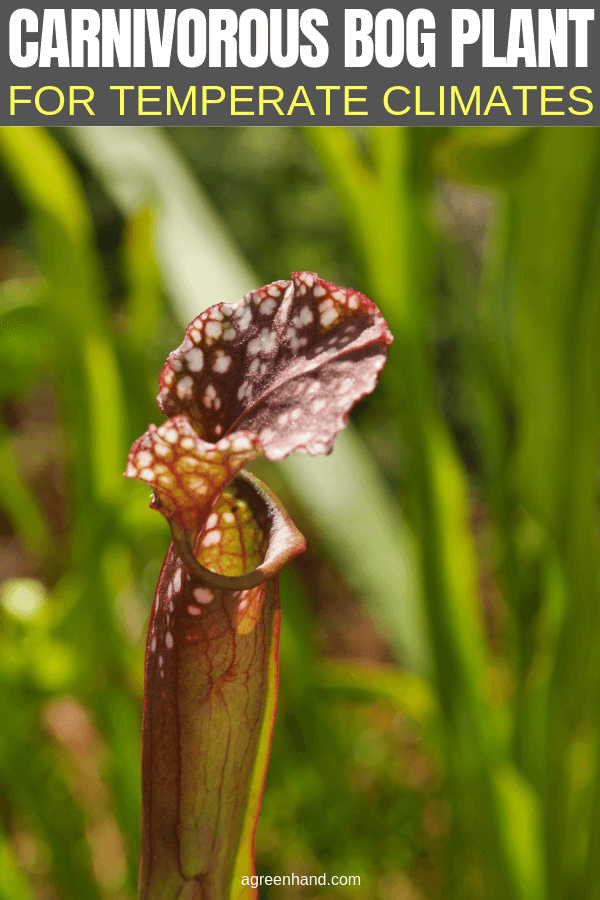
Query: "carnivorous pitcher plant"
125 272 392 900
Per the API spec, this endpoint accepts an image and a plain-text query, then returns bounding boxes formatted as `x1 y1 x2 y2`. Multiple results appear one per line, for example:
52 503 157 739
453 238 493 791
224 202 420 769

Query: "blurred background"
0 125 599 900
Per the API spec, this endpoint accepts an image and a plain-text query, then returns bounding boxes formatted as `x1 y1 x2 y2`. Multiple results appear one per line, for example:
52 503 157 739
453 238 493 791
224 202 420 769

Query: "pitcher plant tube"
125 272 392 900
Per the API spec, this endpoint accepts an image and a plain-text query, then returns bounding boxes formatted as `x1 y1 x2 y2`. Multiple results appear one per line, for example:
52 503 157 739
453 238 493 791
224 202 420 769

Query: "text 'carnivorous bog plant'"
125 272 392 900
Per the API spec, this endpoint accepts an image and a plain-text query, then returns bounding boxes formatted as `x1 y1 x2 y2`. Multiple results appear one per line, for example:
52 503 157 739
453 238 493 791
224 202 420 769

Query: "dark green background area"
1 125 600 900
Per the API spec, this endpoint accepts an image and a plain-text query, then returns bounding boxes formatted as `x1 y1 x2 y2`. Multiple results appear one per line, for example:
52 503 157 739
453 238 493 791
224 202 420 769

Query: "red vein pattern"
139 490 285 900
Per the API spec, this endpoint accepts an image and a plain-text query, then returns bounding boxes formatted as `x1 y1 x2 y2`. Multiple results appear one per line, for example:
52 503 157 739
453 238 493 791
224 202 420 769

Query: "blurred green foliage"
0 124 600 900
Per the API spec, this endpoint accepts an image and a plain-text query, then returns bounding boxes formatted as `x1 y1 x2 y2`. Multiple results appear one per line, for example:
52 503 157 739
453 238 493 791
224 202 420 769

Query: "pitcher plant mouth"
169 470 306 592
